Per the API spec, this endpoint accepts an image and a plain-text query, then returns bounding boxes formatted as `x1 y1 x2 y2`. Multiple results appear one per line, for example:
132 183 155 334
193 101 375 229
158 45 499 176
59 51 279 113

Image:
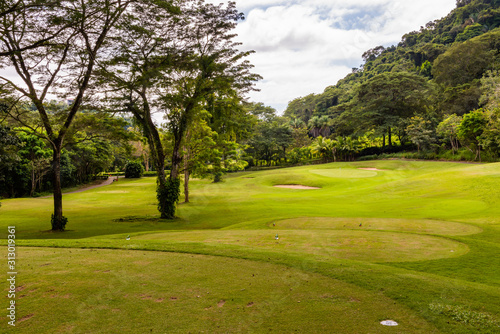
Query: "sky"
207 0 457 112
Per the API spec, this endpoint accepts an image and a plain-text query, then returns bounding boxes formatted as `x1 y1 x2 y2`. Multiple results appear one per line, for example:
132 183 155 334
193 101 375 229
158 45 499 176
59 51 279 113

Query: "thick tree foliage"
350 72 430 146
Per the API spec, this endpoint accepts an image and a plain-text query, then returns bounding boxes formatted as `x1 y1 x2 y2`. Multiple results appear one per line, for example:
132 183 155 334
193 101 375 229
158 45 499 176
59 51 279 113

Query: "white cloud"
206 0 457 112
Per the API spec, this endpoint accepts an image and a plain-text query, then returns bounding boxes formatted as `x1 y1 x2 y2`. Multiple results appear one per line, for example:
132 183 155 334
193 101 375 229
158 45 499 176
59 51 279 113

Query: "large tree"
99 0 259 219
458 109 487 161
352 72 430 146
0 0 132 230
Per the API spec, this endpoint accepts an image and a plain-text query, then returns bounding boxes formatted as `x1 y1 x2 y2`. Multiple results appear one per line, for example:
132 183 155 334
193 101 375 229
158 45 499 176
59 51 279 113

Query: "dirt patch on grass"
113 216 162 222
18 314 34 323
274 185 320 190
96 190 129 194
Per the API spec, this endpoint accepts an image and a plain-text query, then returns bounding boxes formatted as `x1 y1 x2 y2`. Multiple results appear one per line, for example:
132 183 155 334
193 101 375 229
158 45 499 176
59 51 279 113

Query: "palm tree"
308 116 322 137
318 115 331 137
308 115 332 138
311 137 336 162
335 136 359 161
289 118 305 129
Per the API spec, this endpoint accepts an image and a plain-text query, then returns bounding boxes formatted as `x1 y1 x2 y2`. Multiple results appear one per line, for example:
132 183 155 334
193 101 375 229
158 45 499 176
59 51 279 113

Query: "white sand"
274 185 320 190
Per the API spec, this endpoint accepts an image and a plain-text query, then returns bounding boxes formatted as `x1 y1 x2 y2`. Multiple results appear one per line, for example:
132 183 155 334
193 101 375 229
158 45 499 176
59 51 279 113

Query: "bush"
51 214 68 231
124 161 144 178
356 154 378 161
359 144 416 157
157 177 180 219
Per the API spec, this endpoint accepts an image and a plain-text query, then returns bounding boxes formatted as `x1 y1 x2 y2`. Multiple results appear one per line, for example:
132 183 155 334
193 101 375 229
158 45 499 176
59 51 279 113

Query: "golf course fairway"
1 160 499 333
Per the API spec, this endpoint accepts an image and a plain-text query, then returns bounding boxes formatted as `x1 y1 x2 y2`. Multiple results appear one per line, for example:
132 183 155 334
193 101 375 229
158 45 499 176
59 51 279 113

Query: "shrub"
51 214 68 231
157 177 180 219
124 161 144 178
356 154 378 161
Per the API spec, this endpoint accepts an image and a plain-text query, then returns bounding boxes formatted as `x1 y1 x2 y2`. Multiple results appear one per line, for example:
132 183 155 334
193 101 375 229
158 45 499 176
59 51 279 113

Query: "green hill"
285 0 500 138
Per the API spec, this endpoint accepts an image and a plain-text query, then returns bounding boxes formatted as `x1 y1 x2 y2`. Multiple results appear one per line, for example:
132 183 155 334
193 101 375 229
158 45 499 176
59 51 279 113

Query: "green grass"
1 160 500 333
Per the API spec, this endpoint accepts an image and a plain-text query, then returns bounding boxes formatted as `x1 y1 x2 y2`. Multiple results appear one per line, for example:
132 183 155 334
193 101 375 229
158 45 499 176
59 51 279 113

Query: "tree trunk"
383 134 386 147
170 132 183 180
388 127 392 147
51 148 65 231
30 162 36 197
153 141 168 218
184 144 189 203
184 168 190 203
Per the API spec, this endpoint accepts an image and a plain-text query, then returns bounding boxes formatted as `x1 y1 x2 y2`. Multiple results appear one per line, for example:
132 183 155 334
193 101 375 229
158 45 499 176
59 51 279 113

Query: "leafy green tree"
247 118 292 166
99 1 258 218
458 109 488 160
69 139 114 182
245 102 277 123
480 70 500 109
420 60 433 78
291 127 312 150
288 147 312 164
432 31 498 87
0 124 21 200
125 161 144 179
284 94 318 124
311 137 336 162
17 130 52 196
0 0 132 230
160 1 258 187
308 115 331 138
206 97 256 182
406 116 435 152
210 140 248 183
289 118 305 129
437 114 462 153
182 114 219 197
480 108 500 158
353 72 430 147
455 23 485 42
437 83 482 116
335 136 359 161
95 0 181 218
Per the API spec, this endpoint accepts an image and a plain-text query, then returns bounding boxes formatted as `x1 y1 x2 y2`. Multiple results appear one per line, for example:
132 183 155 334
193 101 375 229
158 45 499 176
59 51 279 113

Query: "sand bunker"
274 185 320 190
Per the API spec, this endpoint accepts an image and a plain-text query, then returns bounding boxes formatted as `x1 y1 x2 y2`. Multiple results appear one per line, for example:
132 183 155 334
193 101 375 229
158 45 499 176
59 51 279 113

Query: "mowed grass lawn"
1 160 500 333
